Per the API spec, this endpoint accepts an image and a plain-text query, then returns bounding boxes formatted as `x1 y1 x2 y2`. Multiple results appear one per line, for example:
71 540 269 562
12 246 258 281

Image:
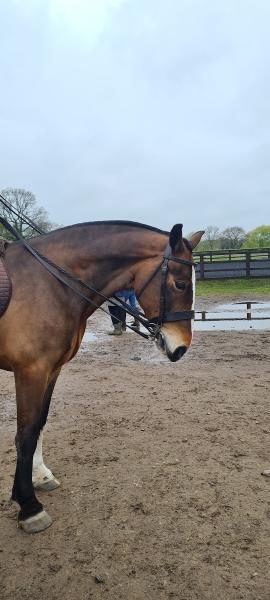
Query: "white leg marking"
33 431 53 482
32 431 60 489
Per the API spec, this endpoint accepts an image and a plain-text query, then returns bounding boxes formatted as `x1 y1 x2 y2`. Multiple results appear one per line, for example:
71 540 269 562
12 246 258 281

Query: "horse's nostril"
170 346 187 362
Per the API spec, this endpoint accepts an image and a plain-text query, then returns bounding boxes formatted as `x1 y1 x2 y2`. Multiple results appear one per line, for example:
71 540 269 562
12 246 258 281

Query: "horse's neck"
33 224 167 293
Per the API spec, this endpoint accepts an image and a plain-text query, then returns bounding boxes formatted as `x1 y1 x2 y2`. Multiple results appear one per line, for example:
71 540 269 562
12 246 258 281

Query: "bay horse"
0 221 204 533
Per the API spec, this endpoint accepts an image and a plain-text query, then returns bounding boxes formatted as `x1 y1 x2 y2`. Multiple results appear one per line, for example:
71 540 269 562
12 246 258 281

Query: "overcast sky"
1 0 269 234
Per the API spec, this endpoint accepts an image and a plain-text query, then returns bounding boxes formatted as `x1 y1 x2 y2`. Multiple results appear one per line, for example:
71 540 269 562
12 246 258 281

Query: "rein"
0 216 195 340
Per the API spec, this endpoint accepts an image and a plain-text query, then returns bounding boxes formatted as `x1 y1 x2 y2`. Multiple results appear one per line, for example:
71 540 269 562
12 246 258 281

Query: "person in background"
108 289 140 335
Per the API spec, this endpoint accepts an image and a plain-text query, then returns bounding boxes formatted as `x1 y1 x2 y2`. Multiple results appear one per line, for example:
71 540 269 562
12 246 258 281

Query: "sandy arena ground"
1 298 270 600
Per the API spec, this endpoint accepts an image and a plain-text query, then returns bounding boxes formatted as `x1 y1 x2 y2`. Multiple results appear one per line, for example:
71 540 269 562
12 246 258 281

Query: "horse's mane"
51 221 192 251
13 220 192 251
48 220 169 236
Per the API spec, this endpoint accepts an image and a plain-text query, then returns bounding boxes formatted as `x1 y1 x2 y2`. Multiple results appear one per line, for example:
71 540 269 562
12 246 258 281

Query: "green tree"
0 188 56 240
244 225 270 248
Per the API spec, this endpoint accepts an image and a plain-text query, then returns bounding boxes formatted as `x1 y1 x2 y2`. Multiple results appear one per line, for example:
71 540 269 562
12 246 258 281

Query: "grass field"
196 277 270 297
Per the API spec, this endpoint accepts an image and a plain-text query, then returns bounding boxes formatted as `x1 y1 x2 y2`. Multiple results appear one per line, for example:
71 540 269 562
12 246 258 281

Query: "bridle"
136 242 195 328
0 217 195 341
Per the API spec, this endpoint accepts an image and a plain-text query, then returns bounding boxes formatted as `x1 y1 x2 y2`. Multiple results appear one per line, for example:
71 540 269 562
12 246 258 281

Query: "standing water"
195 301 270 331
81 301 270 342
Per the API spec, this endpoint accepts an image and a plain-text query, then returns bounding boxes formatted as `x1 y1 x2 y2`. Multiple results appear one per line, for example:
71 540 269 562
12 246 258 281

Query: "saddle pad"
0 257 12 317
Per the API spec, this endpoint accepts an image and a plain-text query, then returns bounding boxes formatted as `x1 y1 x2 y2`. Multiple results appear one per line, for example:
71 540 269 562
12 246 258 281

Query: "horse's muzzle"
156 332 187 362
167 345 187 362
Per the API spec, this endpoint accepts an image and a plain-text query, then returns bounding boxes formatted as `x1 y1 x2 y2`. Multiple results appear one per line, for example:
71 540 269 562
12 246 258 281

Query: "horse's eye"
175 281 186 291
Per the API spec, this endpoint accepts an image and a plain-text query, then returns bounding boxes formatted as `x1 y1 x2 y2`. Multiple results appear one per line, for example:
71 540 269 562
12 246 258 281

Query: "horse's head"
133 224 204 362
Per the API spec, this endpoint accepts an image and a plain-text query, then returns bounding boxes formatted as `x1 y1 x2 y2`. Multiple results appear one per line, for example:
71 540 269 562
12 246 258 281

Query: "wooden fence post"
246 251 251 277
200 255 205 280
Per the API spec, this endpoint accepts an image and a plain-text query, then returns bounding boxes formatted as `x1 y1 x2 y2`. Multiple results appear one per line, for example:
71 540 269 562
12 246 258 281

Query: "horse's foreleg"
12 365 53 534
32 370 61 491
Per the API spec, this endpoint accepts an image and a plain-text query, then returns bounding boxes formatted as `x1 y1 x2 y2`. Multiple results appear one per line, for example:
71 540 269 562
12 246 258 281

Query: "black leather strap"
150 310 195 324
168 255 195 267
136 259 164 299
158 244 170 324
156 244 195 326
136 248 195 300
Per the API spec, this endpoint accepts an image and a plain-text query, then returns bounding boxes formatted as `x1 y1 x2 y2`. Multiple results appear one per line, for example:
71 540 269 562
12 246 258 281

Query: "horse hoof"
18 510 53 534
262 469 270 477
33 476 60 491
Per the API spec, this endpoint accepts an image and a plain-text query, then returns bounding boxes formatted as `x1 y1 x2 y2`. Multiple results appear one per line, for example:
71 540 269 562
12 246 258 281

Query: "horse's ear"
188 230 205 250
169 224 183 251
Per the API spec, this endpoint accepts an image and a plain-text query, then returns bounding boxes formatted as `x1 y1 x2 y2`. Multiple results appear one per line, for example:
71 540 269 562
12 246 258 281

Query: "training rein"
0 216 195 341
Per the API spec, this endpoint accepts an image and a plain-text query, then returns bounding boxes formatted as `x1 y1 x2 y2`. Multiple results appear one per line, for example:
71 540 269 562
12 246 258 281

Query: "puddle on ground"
81 301 270 343
82 331 98 343
195 301 270 331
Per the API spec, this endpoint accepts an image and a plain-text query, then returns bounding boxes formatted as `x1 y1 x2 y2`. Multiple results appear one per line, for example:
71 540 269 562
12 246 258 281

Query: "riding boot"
108 304 126 335
131 317 140 332
108 322 123 335
108 305 120 329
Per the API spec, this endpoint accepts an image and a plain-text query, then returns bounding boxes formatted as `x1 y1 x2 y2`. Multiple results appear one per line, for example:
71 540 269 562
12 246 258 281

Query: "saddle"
0 237 12 317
